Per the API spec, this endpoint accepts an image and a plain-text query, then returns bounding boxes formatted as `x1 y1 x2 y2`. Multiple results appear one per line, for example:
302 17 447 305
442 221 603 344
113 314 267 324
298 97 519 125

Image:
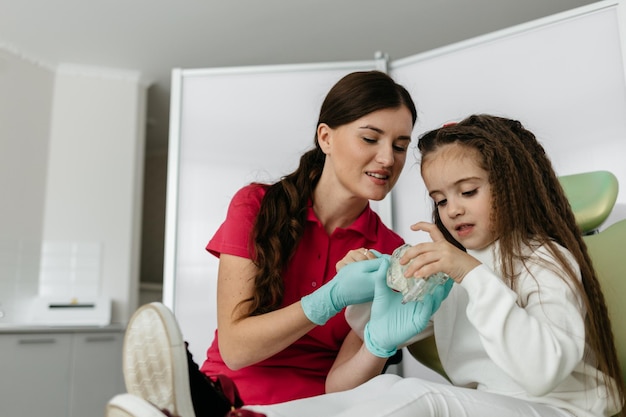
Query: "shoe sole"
123 302 195 417
107 393 168 417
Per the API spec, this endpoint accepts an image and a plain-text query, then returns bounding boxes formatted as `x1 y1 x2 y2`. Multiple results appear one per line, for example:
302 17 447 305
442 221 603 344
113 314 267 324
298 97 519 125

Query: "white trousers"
245 374 573 417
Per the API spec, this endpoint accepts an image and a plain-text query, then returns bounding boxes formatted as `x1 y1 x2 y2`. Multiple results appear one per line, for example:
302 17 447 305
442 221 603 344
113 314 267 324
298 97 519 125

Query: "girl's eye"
462 189 478 197
362 137 376 144
435 199 447 207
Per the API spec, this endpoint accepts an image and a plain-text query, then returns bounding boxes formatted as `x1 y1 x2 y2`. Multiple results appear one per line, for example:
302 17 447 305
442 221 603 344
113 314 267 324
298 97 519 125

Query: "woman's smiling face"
318 106 413 202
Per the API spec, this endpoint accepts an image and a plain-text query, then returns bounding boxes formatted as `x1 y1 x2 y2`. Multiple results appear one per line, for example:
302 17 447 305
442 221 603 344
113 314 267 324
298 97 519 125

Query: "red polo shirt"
202 184 404 405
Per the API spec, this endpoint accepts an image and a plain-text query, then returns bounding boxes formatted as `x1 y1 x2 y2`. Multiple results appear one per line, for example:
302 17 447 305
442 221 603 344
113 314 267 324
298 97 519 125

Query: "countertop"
0 323 125 334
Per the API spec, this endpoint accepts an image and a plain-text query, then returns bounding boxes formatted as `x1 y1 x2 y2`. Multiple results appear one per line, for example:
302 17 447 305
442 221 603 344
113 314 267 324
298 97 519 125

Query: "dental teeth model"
386 244 450 304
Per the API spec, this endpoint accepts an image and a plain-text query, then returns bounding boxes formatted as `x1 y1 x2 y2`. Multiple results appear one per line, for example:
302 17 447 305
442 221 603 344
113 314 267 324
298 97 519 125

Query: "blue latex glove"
364 275 453 357
301 256 390 325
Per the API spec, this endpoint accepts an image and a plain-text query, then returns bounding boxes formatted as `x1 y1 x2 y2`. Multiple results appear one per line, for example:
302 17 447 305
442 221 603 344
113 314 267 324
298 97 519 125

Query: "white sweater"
434 241 621 417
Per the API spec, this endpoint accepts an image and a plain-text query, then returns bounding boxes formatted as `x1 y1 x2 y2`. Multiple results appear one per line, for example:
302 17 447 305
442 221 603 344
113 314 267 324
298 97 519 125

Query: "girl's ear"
317 123 332 155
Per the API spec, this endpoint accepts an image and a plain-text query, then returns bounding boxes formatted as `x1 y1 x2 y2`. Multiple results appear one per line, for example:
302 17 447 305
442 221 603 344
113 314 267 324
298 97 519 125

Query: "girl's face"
318 106 413 201
421 143 495 250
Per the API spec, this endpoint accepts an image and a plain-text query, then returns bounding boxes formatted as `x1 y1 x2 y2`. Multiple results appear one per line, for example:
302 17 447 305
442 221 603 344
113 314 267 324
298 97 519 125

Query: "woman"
113 70 418 417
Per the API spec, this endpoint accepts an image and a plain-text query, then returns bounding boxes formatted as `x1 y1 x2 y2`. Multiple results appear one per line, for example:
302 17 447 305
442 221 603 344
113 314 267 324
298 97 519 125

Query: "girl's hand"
336 247 378 271
402 222 481 284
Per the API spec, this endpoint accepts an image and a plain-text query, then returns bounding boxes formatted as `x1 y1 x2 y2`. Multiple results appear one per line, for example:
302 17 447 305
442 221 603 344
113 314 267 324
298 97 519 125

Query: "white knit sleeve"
460 246 586 396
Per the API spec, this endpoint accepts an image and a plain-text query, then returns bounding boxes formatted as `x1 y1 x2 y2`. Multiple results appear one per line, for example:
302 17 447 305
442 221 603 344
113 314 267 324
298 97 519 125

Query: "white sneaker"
123 302 195 417
107 393 177 417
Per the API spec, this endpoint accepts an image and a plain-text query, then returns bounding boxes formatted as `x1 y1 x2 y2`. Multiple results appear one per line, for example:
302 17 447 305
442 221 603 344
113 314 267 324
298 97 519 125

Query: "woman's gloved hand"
364 275 453 357
301 255 389 325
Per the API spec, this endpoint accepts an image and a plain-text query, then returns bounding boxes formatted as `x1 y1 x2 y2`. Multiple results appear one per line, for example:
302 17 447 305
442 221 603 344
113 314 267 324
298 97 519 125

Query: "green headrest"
558 171 618 234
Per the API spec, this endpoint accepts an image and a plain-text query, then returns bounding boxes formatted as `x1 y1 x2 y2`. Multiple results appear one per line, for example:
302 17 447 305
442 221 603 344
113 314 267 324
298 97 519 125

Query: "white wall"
390 1 626 254
0 49 54 323
0 47 147 325
42 64 147 323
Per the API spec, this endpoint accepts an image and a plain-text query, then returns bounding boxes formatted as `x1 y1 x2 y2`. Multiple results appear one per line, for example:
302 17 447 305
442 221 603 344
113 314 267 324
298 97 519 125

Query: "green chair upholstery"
558 171 618 234
583 219 626 389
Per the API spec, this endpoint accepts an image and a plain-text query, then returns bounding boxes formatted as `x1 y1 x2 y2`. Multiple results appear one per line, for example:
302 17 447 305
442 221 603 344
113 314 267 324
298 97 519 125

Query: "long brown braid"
242 70 417 317
418 114 624 412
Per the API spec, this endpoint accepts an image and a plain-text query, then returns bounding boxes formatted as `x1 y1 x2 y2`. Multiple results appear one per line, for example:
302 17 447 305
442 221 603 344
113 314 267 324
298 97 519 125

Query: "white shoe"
123 302 195 417
106 393 176 417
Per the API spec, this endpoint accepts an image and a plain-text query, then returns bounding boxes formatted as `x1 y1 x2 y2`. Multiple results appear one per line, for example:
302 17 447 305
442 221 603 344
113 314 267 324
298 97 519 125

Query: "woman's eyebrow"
359 125 412 141
359 124 383 133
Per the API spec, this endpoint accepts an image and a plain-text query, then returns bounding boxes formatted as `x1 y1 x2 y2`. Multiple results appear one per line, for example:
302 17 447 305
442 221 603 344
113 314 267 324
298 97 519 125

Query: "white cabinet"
70 331 126 416
0 327 125 417
0 332 73 416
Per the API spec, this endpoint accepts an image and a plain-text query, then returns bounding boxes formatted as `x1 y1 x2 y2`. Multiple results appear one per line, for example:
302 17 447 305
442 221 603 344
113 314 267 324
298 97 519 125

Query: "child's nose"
446 199 464 217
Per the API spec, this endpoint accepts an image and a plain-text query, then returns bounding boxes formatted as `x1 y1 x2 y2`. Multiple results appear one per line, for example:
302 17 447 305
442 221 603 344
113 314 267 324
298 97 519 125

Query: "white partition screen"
164 60 382 361
389 0 626 247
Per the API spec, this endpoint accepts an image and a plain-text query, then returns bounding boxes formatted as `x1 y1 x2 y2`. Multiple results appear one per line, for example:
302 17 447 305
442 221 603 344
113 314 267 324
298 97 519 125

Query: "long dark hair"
418 114 624 411
243 70 417 317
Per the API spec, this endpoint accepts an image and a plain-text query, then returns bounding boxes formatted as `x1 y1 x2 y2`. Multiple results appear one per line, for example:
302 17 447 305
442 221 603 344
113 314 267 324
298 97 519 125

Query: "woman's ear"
317 123 332 154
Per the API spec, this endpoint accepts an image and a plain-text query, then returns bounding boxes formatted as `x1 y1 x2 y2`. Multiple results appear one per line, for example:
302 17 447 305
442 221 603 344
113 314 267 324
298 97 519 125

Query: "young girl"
243 114 624 417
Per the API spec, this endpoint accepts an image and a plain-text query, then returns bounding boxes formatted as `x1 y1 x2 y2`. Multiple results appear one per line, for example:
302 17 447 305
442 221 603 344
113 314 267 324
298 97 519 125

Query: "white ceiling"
0 0 598 153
